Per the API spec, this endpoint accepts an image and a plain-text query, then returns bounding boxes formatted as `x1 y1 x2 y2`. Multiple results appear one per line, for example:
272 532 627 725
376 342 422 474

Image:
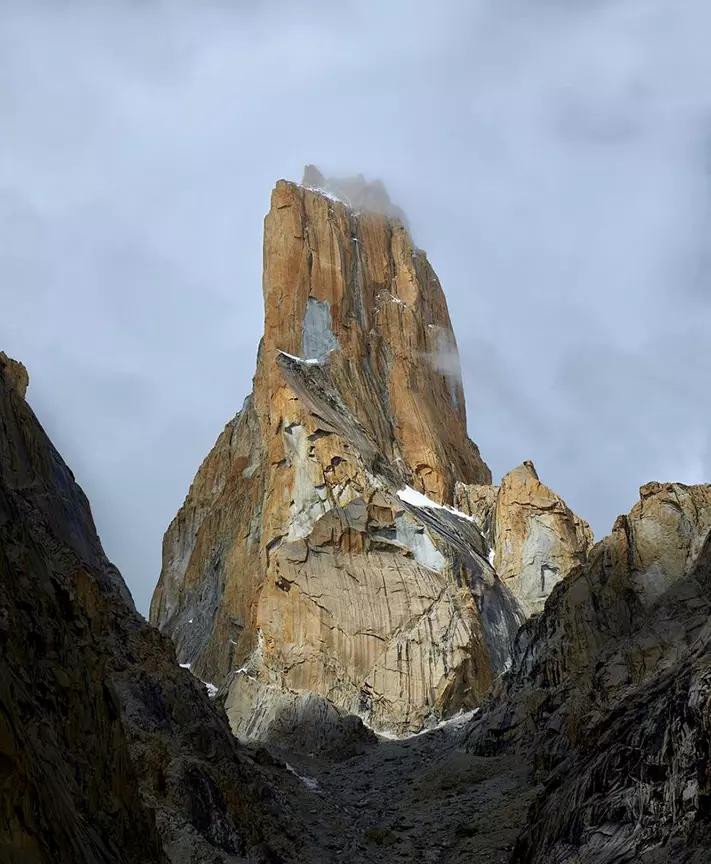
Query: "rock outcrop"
224 682 377 761
0 353 349 863
491 462 593 616
455 462 593 616
467 480 711 862
0 351 29 398
150 170 525 735
453 480 499 539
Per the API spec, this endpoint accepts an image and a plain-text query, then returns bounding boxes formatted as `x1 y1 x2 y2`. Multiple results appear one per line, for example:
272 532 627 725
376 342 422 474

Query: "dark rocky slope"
466 484 711 862
0 353 349 863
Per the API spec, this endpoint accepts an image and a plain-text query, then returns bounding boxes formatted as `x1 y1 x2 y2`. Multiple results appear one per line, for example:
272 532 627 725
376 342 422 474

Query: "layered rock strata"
150 171 530 735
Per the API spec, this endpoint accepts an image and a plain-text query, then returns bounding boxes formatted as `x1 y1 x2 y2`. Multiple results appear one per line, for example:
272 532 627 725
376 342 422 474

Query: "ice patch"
285 762 321 792
397 486 477 524
488 549 495 566
398 486 443 509
394 513 447 572
277 349 321 365
301 184 348 206
235 665 256 679
179 662 191 670
302 298 340 362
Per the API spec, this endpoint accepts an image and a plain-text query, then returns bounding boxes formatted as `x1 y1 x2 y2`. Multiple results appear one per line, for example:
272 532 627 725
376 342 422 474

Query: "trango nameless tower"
149 168 588 736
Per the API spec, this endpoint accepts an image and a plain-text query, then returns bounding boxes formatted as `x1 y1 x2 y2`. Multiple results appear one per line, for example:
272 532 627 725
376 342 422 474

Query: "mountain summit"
149 170 588 737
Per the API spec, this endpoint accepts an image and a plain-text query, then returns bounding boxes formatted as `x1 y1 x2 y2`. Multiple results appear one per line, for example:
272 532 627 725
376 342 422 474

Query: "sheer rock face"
467 480 711 863
258 177 491 500
0 355 347 864
150 176 525 736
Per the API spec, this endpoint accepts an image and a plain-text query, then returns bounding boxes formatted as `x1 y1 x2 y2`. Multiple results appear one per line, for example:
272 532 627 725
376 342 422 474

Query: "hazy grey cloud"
2 0 710 613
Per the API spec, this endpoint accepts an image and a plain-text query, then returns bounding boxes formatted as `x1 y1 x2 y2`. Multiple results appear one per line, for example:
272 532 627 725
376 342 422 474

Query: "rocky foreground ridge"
0 353 352 863
150 168 592 738
467 479 711 862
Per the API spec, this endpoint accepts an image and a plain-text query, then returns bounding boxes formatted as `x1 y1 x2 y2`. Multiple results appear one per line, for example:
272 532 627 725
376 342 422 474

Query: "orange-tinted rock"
454 464 592 616
491 461 593 615
150 173 521 735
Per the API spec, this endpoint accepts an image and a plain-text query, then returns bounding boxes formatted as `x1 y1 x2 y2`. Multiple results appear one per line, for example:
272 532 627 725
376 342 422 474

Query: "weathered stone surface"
453 481 498 541
454 463 592 616
149 173 523 737
491 461 593 616
466 480 711 862
223 676 377 761
0 351 29 399
0 355 349 863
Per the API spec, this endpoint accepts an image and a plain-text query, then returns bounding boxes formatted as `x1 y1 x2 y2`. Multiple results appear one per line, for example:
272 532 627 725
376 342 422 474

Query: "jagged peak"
260 176 490 499
0 351 29 399
298 164 409 227
503 460 540 482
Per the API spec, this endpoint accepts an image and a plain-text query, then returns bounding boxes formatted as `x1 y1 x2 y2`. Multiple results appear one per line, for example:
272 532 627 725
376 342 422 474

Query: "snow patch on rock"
368 707 481 741
285 762 321 792
278 350 321 366
397 486 477 524
301 184 349 207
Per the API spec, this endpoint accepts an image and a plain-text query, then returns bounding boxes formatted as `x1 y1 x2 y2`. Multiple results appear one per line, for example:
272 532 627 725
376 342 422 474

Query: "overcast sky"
2 0 710 614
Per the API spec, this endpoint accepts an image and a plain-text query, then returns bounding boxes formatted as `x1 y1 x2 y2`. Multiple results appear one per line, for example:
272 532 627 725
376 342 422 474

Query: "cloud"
1 0 710 612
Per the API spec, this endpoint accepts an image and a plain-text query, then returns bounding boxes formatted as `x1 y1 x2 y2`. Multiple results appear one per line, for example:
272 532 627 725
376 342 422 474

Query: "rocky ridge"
0 352 350 863
466 480 711 862
456 461 594 616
